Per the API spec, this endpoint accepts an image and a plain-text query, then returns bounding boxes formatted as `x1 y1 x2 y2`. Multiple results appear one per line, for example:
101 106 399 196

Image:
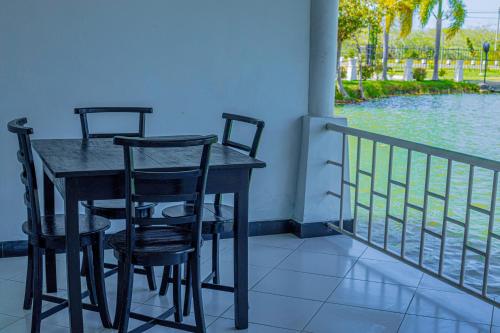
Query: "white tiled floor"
0 233 498 332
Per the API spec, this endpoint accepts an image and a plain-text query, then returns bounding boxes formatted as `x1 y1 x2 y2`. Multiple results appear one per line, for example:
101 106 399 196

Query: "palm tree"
419 0 466 80
380 0 419 80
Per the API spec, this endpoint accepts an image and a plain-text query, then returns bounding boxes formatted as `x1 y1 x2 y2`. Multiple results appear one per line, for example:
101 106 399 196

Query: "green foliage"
438 68 447 77
466 37 476 58
338 0 381 43
336 80 479 102
419 0 467 39
361 66 375 80
413 68 427 81
340 66 347 79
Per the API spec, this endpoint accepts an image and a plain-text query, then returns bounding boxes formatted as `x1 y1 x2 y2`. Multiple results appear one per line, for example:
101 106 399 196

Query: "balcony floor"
0 233 498 332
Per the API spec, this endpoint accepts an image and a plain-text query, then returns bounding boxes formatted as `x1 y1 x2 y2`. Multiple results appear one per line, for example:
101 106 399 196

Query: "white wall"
0 0 311 241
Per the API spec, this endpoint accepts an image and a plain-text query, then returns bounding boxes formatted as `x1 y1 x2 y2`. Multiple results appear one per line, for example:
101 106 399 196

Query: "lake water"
336 94 500 296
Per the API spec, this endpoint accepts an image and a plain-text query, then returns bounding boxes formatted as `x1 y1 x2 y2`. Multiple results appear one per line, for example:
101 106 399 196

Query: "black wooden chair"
109 134 217 333
161 113 264 314
8 118 112 333
74 107 158 291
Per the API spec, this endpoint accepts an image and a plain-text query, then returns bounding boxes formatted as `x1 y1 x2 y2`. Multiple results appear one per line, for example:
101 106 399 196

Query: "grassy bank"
336 80 480 103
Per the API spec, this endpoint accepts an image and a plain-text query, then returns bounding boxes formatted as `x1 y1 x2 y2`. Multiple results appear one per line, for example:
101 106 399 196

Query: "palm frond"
419 0 438 26
445 0 466 39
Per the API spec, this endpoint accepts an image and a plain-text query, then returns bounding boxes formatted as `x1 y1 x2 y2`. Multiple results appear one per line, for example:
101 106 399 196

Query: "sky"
421 0 500 30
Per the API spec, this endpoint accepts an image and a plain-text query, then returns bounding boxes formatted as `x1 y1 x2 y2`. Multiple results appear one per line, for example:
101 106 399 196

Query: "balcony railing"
325 122 500 306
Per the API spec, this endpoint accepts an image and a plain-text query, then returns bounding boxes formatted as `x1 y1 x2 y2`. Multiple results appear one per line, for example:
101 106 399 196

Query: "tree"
419 0 466 80
379 0 419 80
337 0 380 98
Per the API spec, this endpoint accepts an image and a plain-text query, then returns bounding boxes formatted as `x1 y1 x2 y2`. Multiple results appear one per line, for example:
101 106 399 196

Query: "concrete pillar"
454 60 464 82
295 0 352 232
346 58 357 81
404 59 413 81
308 0 339 117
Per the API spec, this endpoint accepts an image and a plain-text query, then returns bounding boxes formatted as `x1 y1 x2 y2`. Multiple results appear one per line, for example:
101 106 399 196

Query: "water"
336 94 500 296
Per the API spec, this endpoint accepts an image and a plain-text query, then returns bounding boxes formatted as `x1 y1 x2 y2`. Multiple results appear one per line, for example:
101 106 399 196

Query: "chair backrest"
7 118 42 237
215 113 265 207
221 113 265 159
74 107 153 139
114 134 218 255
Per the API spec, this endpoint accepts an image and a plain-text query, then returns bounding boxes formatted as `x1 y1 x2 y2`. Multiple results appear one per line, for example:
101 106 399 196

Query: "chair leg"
91 234 112 328
159 266 171 296
81 248 88 277
113 262 125 329
190 253 206 333
83 246 97 305
211 233 220 284
173 265 183 323
23 243 34 310
183 262 192 316
144 266 157 291
116 260 134 333
31 246 43 333
45 249 57 293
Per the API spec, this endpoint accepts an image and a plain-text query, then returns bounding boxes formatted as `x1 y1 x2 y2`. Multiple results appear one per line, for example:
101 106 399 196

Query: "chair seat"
22 214 110 239
162 203 234 233
108 226 195 260
82 199 156 219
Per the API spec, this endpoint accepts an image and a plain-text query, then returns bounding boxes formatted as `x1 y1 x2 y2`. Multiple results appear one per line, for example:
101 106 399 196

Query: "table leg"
233 172 249 329
65 179 84 332
43 171 57 293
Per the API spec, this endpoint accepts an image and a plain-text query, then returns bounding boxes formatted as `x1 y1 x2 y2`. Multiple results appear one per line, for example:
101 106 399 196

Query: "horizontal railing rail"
326 122 500 307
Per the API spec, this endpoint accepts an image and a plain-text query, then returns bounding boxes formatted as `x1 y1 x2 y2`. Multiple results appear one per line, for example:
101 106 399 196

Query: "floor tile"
252 268 341 301
221 244 293 268
347 259 423 287
129 304 217 332
304 303 404 333
360 247 399 262
407 288 493 324
327 278 415 313
0 257 28 280
207 317 298 332
143 286 234 317
398 315 491 333
298 235 366 257
200 258 272 289
0 279 34 317
492 326 500 333
0 318 73 333
0 313 19 330
248 234 304 250
222 291 322 331
418 274 463 293
277 251 356 277
493 304 500 326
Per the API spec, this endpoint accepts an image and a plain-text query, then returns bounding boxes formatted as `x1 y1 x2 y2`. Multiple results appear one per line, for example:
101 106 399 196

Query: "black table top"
32 138 266 178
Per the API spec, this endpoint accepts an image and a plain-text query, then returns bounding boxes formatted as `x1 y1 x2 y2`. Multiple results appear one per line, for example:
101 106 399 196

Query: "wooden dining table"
32 137 266 332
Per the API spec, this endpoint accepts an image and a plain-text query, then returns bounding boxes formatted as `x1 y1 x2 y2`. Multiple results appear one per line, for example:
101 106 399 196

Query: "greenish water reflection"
336 94 500 295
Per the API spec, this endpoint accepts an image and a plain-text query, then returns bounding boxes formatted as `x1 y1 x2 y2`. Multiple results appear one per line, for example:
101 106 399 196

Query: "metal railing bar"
368 142 377 242
384 145 394 250
401 150 412 257
460 166 475 286
357 202 371 211
427 191 446 201
407 202 424 212
445 216 465 227
353 136 361 235
469 205 491 216
439 159 453 276
482 171 498 296
326 123 500 171
390 179 407 188
359 169 373 177
326 160 343 167
491 233 500 241
344 181 356 187
339 133 346 231
465 245 486 257
327 191 341 199
424 228 442 239
387 214 404 224
373 191 388 199
419 154 432 266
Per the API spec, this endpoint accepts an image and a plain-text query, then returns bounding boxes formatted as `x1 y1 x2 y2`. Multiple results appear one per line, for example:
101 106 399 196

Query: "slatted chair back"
7 118 42 238
74 107 153 139
216 113 265 206
114 135 217 256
